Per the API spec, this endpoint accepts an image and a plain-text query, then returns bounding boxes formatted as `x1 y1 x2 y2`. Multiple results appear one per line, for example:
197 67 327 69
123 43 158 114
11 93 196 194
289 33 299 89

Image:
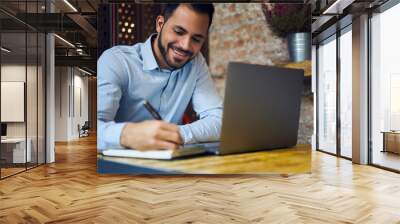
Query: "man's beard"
157 26 194 70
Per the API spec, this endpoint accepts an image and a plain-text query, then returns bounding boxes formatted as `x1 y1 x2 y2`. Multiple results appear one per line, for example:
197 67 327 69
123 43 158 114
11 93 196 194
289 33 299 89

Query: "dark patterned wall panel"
115 3 160 45
111 3 208 62
97 4 112 57
116 3 136 45
138 4 160 43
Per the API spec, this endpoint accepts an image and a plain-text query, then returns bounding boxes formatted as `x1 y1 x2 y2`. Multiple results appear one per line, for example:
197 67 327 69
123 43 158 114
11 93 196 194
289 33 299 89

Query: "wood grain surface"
98 144 311 174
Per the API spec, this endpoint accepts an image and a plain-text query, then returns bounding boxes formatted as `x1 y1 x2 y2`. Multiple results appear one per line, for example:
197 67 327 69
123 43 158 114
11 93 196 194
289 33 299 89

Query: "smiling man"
97 4 222 151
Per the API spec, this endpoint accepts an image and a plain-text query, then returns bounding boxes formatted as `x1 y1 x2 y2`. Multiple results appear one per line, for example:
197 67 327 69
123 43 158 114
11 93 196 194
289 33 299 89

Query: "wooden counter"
97 144 311 174
279 60 311 77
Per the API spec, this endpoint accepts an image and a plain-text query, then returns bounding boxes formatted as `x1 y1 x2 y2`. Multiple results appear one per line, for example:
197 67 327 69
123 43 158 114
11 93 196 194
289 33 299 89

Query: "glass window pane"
371 3 400 171
27 31 38 169
340 28 352 158
1 30 28 177
0 0 46 179
318 36 337 154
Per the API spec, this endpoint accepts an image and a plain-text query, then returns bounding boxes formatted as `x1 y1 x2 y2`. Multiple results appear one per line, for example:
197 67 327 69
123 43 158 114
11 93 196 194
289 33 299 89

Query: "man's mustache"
168 44 193 57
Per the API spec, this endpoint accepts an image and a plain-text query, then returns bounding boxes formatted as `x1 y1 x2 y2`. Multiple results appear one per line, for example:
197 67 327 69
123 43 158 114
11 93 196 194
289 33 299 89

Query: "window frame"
315 16 353 161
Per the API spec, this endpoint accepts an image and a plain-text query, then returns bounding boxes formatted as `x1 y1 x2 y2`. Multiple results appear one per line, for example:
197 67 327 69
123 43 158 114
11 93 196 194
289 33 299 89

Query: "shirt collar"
141 33 194 72
141 33 159 71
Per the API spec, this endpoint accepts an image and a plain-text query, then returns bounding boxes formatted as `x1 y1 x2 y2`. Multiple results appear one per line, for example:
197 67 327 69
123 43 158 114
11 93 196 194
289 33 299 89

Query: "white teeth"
173 48 186 57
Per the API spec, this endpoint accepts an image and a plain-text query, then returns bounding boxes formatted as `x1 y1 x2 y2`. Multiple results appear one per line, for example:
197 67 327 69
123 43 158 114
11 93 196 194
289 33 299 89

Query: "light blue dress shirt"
97 34 223 150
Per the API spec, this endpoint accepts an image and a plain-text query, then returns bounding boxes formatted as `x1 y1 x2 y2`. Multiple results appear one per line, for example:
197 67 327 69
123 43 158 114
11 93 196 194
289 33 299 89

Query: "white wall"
1 65 26 135
54 67 89 141
72 72 89 138
55 67 69 141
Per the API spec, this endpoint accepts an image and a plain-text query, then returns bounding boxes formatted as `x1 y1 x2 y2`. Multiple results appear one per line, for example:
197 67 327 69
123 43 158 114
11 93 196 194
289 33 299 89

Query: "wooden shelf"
279 60 311 77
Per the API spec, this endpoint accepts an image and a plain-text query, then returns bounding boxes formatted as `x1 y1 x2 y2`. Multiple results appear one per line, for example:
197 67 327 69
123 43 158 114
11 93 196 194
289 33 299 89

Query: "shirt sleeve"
179 55 223 144
97 48 128 150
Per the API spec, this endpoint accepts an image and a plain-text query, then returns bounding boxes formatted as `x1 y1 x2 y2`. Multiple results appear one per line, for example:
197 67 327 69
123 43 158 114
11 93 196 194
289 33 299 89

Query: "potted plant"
262 3 311 62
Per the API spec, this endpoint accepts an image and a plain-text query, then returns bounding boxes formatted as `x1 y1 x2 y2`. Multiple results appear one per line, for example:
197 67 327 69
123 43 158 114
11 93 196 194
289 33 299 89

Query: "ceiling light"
1 47 11 53
63 0 78 12
54 34 75 48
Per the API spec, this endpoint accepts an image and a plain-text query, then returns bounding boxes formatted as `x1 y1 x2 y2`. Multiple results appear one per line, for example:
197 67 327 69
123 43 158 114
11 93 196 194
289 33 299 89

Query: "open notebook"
101 142 219 160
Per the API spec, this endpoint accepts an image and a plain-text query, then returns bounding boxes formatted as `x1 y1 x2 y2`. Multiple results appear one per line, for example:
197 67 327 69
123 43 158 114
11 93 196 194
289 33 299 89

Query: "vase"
287 32 311 62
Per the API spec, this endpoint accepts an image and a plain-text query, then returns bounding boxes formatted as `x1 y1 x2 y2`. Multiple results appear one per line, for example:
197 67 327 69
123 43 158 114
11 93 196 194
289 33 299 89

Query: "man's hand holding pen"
120 100 183 151
120 120 183 151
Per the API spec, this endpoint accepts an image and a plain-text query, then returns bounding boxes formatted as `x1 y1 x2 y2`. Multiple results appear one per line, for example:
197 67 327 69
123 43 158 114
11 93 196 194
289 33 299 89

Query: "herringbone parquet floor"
1 135 400 223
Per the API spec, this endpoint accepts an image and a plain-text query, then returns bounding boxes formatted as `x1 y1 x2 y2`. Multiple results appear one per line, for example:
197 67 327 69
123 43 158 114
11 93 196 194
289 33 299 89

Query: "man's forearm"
97 120 127 150
179 115 222 144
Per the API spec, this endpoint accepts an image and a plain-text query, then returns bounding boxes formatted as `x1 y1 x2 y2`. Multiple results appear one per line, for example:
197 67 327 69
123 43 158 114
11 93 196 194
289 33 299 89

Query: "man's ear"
156 16 165 33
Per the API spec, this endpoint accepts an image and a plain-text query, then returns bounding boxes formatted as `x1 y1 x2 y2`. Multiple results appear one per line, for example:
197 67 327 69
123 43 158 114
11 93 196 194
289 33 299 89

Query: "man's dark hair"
161 3 215 28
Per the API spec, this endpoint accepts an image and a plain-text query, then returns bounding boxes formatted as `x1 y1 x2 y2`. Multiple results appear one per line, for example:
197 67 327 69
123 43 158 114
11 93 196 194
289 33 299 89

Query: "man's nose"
179 36 191 51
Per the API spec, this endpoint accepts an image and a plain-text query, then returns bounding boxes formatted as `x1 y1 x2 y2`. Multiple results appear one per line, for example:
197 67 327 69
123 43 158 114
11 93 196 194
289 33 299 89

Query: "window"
370 2 400 171
317 35 337 154
339 27 352 158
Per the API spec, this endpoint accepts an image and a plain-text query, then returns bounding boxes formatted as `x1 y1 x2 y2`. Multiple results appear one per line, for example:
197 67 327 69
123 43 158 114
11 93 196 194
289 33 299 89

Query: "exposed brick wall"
209 3 289 81
209 3 313 144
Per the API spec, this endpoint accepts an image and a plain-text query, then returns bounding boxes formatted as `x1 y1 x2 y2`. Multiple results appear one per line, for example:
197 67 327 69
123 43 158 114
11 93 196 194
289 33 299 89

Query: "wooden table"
97 144 311 174
381 131 400 154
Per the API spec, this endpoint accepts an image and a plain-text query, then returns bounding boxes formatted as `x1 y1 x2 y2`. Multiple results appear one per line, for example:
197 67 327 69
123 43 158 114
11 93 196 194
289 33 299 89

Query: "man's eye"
175 30 184 35
192 38 201 43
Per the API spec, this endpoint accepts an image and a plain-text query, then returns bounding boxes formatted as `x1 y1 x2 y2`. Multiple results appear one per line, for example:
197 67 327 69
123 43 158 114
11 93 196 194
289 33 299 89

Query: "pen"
143 100 163 120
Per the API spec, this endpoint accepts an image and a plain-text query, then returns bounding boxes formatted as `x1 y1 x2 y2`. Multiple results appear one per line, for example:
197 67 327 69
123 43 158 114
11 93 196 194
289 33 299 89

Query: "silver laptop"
210 62 304 155
103 62 303 159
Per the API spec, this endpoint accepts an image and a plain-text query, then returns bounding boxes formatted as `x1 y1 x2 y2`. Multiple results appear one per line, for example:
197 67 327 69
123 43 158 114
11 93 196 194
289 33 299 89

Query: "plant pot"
287 32 311 62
